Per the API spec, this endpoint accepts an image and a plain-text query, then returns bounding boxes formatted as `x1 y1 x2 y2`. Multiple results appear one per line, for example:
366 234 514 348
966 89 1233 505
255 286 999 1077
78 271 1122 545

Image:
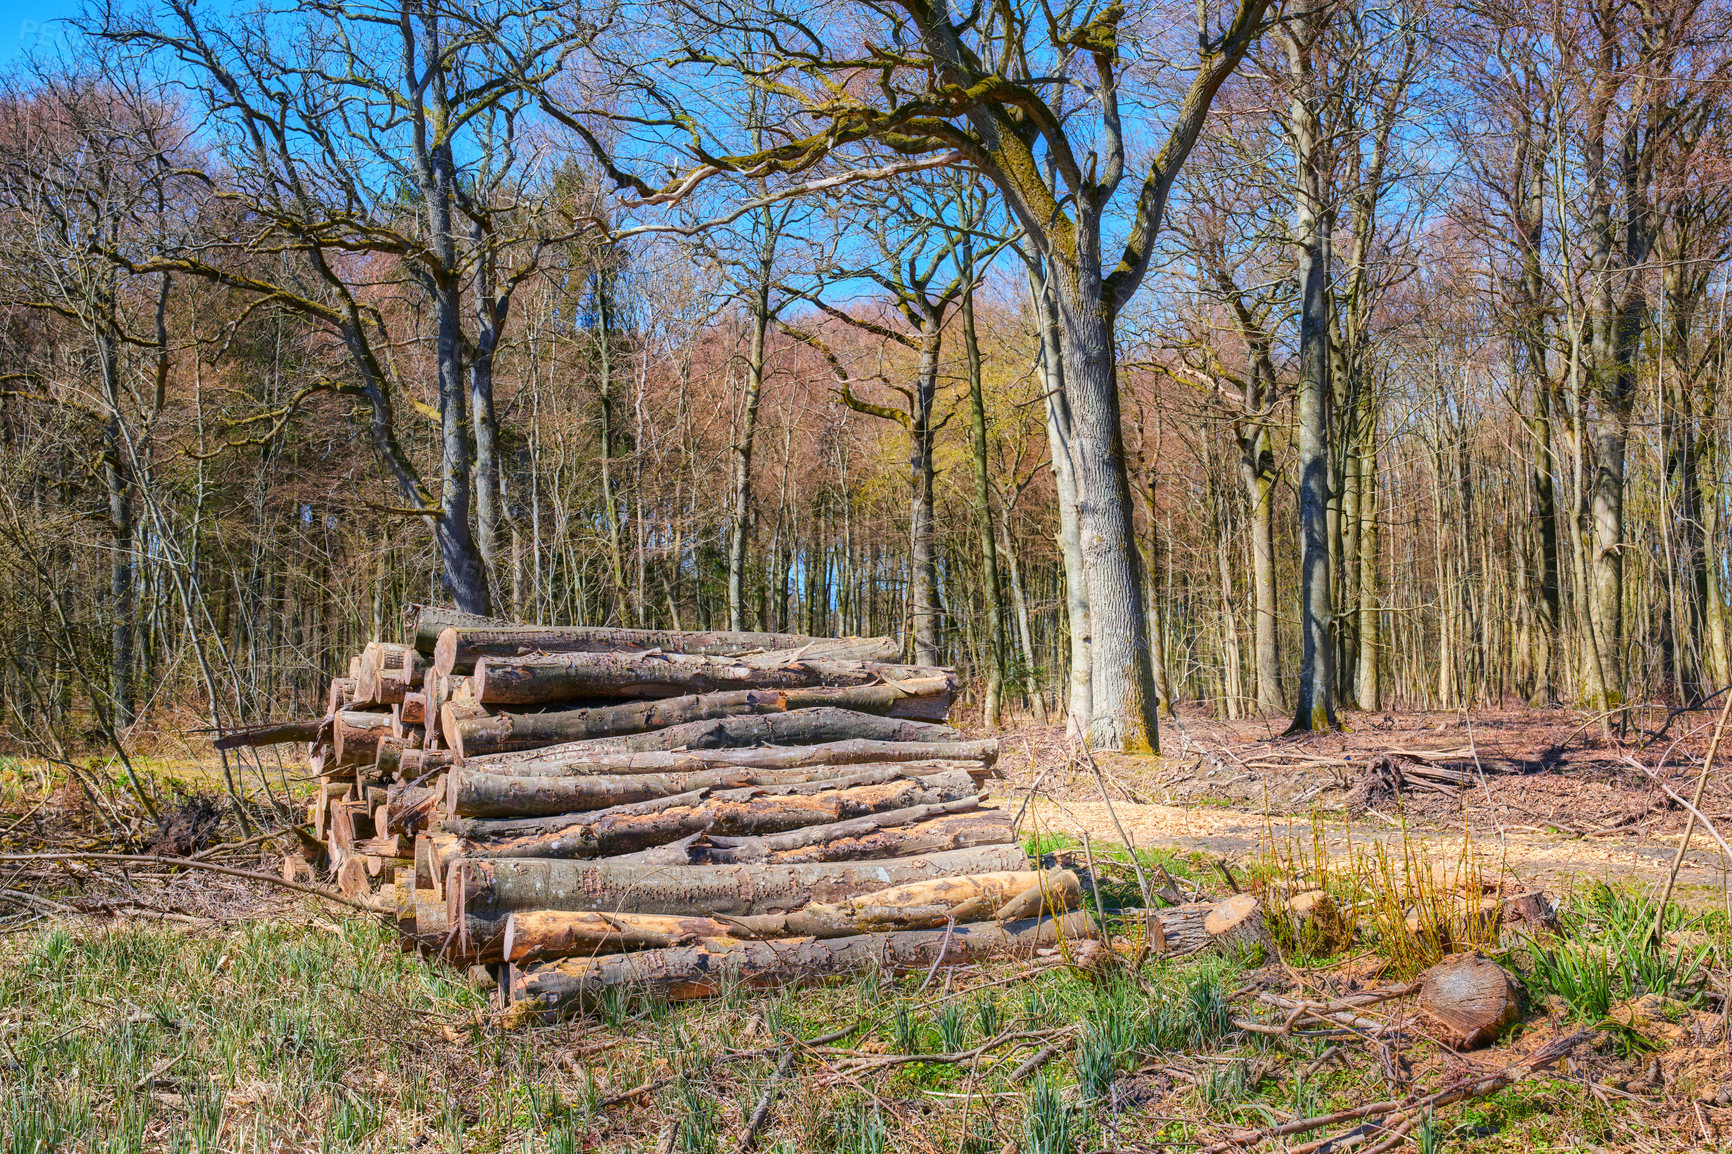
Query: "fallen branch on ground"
1198 1028 1596 1152
0 852 375 912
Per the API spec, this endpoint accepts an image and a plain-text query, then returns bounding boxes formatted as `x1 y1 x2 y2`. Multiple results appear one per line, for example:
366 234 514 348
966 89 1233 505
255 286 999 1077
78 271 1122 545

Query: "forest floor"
1000 705 1732 912
3 706 1732 1152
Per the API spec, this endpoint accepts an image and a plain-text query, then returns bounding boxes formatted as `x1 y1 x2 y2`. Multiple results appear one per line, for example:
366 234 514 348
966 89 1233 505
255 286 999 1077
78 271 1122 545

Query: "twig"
1653 689 1732 945
1198 1029 1595 1152
1007 1043 1062 1083
0 852 373 912
915 916 956 995
1619 760 1732 866
1069 721 1155 912
734 1049 795 1153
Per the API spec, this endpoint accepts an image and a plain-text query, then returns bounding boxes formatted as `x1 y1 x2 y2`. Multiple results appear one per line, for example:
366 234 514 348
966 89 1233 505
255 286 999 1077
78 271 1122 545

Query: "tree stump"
1283 889 1349 955
1418 952 1521 1049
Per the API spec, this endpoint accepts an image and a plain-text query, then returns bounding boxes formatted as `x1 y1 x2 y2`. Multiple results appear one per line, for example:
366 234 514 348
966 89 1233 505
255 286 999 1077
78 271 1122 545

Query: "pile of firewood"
234 606 1112 1019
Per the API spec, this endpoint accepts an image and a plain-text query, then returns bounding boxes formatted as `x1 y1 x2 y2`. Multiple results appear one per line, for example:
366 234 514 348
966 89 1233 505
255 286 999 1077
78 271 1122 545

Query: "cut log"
500 870 1081 963
462 707 958 762
607 801 1007 866
437 698 489 752
401 691 427 727
434 625 901 675
1417 952 1521 1049
472 650 956 705
408 604 506 655
503 910 746 961
334 709 395 769
753 869 1081 939
505 910 1095 1018
443 771 981 860
452 843 1031 923
398 748 458 779
470 737 998 778
355 642 427 706
449 683 955 759
336 855 371 900
213 718 324 750
446 760 990 819
1116 894 1271 957
327 677 358 715
386 785 442 837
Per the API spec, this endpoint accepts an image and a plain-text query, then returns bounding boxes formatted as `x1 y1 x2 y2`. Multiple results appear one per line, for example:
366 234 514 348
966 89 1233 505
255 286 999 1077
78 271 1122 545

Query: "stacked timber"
242 606 1096 1020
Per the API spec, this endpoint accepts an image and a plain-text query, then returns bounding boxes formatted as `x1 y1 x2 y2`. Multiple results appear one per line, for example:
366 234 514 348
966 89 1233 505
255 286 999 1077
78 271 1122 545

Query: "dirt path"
1024 796 1732 910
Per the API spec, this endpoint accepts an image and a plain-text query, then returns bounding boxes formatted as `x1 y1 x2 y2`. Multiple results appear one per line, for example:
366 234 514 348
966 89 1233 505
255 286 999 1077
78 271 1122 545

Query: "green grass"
0 831 1719 1153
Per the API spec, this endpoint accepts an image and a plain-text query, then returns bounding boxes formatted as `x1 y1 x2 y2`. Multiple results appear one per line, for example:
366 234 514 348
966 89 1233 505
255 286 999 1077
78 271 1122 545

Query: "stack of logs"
235 607 1268 1020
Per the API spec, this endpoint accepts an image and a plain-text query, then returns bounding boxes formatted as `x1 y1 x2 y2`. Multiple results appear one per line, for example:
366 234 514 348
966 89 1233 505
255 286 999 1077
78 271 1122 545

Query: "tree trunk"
960 277 1006 727
466 735 998 777
446 761 985 819
1051 267 1157 752
1355 427 1381 711
434 625 896 675
443 770 979 859
471 650 948 704
448 682 953 759
451 843 1031 923
610 803 1008 866
1237 420 1284 715
1286 22 1339 732
595 273 632 624
502 869 1078 964
909 316 943 665
729 254 773 632
1028 265 1092 725
504 910 1093 1018
457 707 958 762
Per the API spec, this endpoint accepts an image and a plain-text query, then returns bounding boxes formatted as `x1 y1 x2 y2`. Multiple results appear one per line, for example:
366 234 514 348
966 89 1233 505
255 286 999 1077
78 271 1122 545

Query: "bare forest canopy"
1 0 1728 759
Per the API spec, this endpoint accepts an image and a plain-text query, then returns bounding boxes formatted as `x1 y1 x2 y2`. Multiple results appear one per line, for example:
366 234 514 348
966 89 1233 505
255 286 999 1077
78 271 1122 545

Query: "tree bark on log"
605 801 1007 865
334 709 395 768
212 718 324 750
500 870 1079 963
356 642 427 706
443 771 980 860
1115 894 1269 956
398 749 458 779
446 760 990 819
327 677 358 715
434 625 900 675
467 737 998 778
449 683 954 759
456 707 958 763
453 843 1031 923
504 909 1095 1018
472 650 956 704
386 784 442 837
408 604 505 655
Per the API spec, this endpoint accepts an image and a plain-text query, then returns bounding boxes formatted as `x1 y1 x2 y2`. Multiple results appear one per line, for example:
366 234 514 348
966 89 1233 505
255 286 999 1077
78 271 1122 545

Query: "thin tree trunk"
959 276 1006 727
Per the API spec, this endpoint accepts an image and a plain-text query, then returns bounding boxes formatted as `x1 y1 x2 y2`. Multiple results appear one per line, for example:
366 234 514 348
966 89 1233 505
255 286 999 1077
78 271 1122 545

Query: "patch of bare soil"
988 706 1732 906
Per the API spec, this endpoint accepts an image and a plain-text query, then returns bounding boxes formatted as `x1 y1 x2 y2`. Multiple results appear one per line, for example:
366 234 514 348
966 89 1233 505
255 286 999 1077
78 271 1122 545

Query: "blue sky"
1 2 84 60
